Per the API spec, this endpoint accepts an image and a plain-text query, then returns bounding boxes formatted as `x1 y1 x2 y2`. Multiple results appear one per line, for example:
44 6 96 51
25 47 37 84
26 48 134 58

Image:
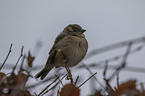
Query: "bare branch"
103 61 108 80
78 72 97 88
38 77 59 96
27 72 65 88
74 76 79 86
20 54 26 71
82 63 105 89
0 44 13 71
85 36 145 59
117 73 119 87
41 74 67 96
12 46 24 73
108 42 132 81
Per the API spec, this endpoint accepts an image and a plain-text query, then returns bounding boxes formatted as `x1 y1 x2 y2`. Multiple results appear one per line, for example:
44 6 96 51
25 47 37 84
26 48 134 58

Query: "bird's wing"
49 33 67 54
47 49 57 64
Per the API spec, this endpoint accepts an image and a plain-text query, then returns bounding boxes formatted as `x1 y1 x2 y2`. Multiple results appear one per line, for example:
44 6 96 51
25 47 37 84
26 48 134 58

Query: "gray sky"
0 0 145 95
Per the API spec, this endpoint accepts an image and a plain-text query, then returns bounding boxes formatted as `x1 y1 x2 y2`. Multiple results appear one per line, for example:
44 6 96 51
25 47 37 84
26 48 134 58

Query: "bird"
35 24 88 80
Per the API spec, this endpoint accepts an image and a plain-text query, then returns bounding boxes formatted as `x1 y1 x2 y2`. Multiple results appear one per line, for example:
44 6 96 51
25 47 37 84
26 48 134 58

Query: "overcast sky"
0 0 145 95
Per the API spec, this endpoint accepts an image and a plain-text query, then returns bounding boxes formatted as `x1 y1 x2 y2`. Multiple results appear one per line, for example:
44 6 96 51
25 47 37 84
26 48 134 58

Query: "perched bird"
35 24 88 80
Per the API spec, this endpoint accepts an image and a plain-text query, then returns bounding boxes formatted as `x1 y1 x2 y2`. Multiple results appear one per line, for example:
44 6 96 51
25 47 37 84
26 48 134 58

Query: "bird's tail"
35 64 54 80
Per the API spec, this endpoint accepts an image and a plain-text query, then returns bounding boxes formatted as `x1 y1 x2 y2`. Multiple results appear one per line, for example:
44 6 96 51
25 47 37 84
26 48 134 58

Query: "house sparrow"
35 24 88 80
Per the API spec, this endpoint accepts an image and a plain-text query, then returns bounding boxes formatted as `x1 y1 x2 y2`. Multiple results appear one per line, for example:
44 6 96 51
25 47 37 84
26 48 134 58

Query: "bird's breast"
63 36 88 67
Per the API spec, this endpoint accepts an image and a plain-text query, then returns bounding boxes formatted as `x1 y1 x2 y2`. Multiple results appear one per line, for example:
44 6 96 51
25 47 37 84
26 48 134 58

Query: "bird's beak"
80 29 86 33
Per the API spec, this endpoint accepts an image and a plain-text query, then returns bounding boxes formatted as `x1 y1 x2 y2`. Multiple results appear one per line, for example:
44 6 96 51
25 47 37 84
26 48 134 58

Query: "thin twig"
0 44 13 71
103 61 114 95
104 79 114 96
27 72 65 88
12 46 24 73
34 92 38 96
38 77 59 96
42 74 67 96
83 43 145 68
75 76 79 86
55 75 64 87
20 54 26 71
103 61 108 80
78 72 97 88
108 42 132 81
82 63 105 89
57 86 60 96
117 73 119 87
85 36 145 59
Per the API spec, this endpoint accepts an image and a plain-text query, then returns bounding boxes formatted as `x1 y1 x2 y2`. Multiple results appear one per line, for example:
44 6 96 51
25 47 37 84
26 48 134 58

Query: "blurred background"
0 0 145 95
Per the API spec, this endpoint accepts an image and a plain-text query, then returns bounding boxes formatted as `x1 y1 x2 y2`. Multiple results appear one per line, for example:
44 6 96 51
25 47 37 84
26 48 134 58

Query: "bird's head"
63 24 86 36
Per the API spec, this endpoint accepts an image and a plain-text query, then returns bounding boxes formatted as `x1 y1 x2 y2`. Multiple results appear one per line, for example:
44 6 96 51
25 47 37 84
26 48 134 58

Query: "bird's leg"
57 49 73 83
65 66 73 84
